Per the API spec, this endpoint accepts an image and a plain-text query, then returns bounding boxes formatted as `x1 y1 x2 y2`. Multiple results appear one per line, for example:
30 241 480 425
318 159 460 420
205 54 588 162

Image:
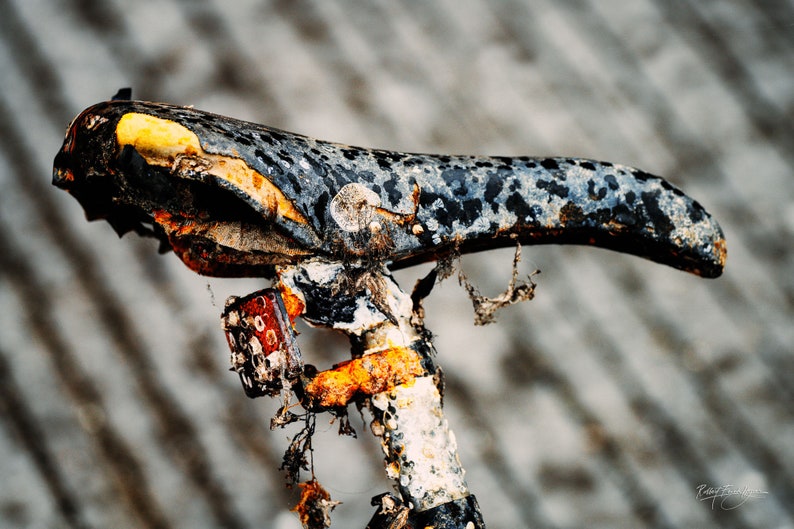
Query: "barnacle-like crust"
54 99 726 278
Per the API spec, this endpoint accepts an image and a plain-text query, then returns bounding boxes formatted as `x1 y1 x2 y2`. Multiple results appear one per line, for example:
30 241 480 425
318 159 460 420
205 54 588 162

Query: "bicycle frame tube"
275 261 485 528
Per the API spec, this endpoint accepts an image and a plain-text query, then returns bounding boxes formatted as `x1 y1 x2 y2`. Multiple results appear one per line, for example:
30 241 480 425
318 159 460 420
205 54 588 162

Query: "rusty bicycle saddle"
53 94 726 279
53 92 727 529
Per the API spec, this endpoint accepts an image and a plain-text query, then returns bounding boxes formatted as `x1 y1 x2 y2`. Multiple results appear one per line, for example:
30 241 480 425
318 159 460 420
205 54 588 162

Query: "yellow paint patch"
116 112 196 157
116 112 308 225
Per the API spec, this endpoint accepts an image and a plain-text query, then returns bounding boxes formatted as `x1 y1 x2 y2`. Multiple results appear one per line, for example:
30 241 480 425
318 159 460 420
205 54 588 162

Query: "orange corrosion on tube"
303 346 425 408
276 282 306 323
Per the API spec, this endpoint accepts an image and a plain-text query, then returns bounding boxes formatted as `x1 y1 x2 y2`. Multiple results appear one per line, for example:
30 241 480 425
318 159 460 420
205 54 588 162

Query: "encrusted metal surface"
371 376 470 512
274 260 474 523
54 99 725 278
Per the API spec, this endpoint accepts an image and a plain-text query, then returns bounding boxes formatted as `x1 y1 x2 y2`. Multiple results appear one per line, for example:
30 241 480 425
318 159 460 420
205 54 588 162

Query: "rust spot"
153 210 195 237
265 328 278 346
54 167 75 183
373 182 421 226
559 202 585 225
292 479 339 529
168 237 213 275
277 282 306 323
303 346 425 408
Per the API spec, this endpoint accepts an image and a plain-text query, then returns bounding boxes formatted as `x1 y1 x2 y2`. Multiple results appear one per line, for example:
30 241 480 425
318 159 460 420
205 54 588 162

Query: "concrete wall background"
1 1 792 528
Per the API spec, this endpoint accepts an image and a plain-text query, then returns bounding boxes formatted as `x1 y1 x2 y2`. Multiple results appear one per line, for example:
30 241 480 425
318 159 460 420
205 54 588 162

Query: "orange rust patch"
153 210 196 237
167 237 213 274
373 182 421 225
276 282 306 323
55 167 75 183
303 346 425 408
151 210 219 274
291 479 338 528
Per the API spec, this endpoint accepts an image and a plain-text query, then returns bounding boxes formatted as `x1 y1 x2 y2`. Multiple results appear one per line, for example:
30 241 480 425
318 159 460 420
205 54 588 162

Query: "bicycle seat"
54 98 726 278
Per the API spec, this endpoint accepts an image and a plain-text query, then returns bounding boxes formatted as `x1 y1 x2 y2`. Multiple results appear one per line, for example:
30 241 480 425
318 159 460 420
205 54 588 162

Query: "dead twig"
459 244 539 326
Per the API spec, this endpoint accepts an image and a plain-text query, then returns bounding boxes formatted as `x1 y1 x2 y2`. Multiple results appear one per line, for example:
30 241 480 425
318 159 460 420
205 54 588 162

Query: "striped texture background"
1 1 792 528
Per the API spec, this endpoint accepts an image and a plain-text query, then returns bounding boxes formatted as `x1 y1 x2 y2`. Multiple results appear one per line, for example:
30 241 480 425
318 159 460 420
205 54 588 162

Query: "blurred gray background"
1 1 793 528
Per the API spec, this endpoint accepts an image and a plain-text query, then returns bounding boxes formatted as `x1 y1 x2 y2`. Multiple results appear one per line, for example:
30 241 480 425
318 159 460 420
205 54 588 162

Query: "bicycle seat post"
276 260 485 529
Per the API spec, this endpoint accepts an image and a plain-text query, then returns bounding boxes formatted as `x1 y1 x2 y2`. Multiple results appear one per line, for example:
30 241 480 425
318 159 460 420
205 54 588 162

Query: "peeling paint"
116 112 309 225
54 99 725 279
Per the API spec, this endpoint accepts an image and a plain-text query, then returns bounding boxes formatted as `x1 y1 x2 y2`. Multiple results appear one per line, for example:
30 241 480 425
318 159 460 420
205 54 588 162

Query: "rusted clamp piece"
276 261 434 410
222 288 427 410
221 288 303 399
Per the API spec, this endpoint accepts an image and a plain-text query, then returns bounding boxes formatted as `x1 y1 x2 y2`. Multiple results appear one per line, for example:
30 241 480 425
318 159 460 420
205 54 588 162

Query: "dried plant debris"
334 410 357 437
292 479 341 529
270 405 301 429
281 414 317 485
339 266 399 326
459 244 539 326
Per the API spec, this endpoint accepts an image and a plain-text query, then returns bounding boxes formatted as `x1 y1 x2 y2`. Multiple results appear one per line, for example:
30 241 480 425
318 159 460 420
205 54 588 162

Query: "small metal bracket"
222 288 303 398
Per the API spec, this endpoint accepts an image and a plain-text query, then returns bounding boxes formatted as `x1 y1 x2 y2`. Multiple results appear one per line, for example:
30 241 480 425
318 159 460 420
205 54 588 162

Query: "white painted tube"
371 375 470 512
